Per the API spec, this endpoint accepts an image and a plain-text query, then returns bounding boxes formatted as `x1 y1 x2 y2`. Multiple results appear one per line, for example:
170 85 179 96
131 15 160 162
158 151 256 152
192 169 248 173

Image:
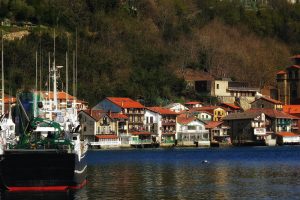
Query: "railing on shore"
90 140 121 146
129 139 152 145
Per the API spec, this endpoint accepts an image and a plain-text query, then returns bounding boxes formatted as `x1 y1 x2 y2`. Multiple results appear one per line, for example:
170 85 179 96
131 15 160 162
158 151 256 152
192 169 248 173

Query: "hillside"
0 0 299 106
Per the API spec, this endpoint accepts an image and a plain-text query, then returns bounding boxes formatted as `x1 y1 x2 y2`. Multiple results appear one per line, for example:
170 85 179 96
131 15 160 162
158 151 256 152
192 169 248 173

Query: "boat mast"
53 29 58 110
48 52 51 113
34 51 38 117
1 31 4 115
66 51 68 103
72 51 75 108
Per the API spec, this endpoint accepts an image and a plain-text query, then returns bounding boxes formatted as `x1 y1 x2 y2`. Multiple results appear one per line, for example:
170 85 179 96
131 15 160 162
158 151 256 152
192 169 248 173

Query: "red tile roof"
283 105 300 114
185 101 202 105
276 132 299 137
109 113 128 119
147 107 178 115
220 103 240 110
42 91 76 100
190 106 224 114
276 70 286 75
3 95 16 104
205 121 223 129
251 96 282 105
131 131 151 135
96 134 119 139
246 108 298 119
177 116 196 124
81 109 106 121
107 97 144 109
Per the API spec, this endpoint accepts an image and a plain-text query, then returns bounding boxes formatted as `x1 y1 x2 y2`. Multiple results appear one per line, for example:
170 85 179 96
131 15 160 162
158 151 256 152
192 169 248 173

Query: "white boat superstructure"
0 32 16 155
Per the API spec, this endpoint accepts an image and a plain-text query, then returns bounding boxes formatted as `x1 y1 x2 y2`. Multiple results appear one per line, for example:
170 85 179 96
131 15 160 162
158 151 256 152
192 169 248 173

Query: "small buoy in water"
202 160 209 164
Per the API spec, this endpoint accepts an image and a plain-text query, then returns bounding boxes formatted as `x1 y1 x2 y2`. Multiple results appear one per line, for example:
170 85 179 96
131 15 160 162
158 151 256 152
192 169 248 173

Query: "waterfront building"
78 109 128 148
224 108 298 145
223 111 271 145
145 107 178 146
205 121 230 144
176 115 210 147
276 132 300 145
283 105 300 132
93 97 145 133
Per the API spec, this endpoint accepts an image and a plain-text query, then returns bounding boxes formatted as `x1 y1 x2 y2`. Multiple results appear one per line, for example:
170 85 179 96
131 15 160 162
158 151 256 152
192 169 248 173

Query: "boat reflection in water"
1 188 88 200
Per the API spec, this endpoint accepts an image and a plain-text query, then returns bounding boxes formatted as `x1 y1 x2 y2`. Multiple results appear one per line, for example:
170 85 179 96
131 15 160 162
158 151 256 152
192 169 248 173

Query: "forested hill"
0 0 299 106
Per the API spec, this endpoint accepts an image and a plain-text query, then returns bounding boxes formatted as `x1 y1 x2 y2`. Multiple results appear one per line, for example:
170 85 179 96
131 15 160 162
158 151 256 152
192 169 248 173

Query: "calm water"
2 146 300 200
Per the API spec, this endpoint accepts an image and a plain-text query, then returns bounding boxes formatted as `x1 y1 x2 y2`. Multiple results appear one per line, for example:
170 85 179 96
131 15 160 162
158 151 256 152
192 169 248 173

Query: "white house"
164 103 189 113
145 107 178 146
184 101 203 109
176 115 210 147
78 110 128 148
192 110 213 122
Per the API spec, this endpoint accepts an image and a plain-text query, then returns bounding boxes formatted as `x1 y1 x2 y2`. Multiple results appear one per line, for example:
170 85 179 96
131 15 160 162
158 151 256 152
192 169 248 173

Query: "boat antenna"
48 52 51 112
72 50 75 108
75 29 78 106
1 31 4 115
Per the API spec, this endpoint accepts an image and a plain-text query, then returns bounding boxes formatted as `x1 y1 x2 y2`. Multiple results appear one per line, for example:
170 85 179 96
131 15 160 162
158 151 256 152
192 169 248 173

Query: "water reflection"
2 147 300 199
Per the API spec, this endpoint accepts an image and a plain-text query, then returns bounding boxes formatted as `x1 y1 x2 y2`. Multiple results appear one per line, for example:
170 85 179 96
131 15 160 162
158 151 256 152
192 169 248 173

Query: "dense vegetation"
0 0 299 106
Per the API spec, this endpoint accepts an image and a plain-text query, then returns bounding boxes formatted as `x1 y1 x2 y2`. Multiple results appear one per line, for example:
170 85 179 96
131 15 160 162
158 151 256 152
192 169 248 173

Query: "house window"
146 117 149 123
188 126 196 130
84 126 87 132
261 104 264 108
150 117 153 123
216 84 219 89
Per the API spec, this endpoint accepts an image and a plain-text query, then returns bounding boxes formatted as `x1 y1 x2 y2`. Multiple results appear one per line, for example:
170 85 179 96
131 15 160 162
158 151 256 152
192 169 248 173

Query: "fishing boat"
0 30 87 192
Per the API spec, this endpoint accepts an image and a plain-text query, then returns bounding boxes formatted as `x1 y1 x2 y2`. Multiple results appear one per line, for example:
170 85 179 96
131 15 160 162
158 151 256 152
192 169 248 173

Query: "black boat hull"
0 149 87 191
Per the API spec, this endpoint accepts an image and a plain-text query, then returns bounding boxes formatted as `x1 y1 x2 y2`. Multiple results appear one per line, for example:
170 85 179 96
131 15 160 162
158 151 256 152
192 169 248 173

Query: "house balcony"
127 110 145 115
162 122 176 126
178 130 209 134
162 131 176 135
128 121 144 124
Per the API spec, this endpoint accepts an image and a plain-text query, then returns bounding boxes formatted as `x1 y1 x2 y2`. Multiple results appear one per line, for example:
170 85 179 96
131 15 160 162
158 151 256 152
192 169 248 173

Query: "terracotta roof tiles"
276 132 299 137
147 107 178 115
177 116 196 124
205 121 223 129
283 105 300 114
107 97 144 109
